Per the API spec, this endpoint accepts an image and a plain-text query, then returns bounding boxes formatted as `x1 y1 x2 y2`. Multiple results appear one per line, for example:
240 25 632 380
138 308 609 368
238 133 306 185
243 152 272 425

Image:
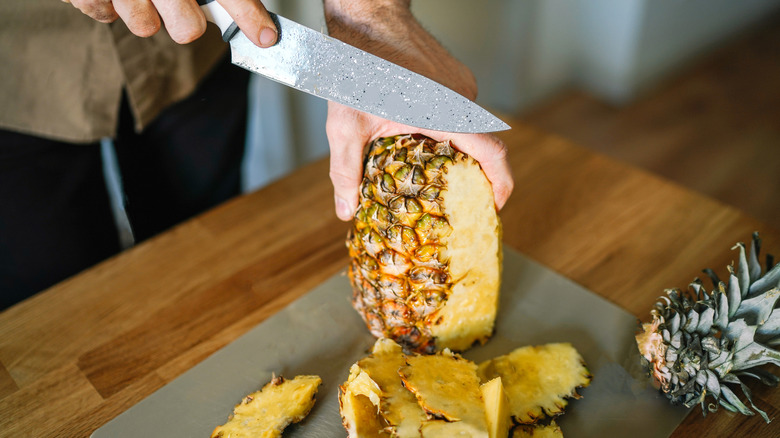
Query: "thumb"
326 124 366 222
217 0 278 47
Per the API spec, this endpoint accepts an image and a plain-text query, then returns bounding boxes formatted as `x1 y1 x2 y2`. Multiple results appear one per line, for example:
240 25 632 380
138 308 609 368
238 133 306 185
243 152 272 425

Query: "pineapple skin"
211 375 321 438
347 134 501 354
477 343 592 424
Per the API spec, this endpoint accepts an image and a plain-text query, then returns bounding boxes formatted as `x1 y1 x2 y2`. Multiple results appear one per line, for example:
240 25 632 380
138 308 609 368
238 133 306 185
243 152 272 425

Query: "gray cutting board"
92 246 689 437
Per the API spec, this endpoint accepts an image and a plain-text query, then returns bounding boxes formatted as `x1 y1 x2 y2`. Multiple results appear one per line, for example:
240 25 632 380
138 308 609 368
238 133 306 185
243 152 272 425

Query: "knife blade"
198 0 510 133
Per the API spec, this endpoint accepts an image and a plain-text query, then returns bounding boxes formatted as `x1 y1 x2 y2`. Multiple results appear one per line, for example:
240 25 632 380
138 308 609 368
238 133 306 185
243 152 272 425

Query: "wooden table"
1 120 778 437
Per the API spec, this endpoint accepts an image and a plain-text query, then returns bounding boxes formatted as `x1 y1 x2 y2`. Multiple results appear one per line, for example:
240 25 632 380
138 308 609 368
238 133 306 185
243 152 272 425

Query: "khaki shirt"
0 1 227 143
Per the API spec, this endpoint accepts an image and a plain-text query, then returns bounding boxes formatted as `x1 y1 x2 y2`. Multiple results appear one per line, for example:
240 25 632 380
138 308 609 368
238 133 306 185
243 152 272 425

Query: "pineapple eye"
395 147 407 162
360 180 373 198
354 206 368 223
394 164 411 181
419 186 440 201
414 244 437 262
386 224 402 242
401 227 418 249
416 213 432 230
387 196 405 212
373 149 391 168
405 198 422 213
382 173 396 191
432 217 452 236
425 155 453 171
412 166 426 185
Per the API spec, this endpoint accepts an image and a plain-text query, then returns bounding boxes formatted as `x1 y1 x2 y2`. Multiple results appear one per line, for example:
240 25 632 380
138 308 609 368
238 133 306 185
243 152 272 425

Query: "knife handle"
197 0 240 42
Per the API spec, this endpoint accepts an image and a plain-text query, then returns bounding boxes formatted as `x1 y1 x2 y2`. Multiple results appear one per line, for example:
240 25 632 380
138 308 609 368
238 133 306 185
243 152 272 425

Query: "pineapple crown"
637 232 780 423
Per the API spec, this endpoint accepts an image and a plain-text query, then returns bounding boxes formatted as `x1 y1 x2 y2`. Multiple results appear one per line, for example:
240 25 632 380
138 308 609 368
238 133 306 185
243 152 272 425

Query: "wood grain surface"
1 120 778 437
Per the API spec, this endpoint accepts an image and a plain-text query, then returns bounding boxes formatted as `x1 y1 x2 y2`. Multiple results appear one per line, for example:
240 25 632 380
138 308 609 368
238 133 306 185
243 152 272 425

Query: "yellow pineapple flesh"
339 338 427 437
481 377 511 438
211 374 321 438
399 349 489 437
348 134 501 353
477 343 591 424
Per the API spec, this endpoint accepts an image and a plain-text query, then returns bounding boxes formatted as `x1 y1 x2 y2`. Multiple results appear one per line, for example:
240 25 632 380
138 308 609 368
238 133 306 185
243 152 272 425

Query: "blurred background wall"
243 0 779 187
239 0 780 226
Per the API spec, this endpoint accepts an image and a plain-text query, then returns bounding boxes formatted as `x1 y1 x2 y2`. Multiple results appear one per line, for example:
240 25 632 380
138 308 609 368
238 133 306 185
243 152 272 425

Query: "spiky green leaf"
734 288 780 326
732 341 780 371
734 242 750 299
719 385 754 417
748 262 780 297
726 272 741 319
748 232 762 283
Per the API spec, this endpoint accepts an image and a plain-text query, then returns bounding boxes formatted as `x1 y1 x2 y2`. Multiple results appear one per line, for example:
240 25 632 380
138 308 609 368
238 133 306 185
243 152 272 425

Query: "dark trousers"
0 57 249 309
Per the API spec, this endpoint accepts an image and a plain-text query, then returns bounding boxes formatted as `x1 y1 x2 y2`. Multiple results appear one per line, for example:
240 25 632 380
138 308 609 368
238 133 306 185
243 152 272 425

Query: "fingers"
445 132 514 209
326 104 371 221
69 0 119 23
218 0 278 48
326 103 514 221
114 0 161 38
151 0 206 43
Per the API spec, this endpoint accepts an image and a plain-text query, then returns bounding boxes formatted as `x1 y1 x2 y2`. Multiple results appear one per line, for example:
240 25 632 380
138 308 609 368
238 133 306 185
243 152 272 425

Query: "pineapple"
636 232 780 422
481 377 511 438
339 338 427 437
399 350 489 437
339 390 391 438
211 374 321 438
477 343 592 424
339 339 590 437
512 421 564 438
347 134 502 353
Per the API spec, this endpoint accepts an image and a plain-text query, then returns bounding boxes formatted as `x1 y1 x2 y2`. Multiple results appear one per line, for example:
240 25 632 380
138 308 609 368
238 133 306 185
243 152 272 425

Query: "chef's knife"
198 0 510 133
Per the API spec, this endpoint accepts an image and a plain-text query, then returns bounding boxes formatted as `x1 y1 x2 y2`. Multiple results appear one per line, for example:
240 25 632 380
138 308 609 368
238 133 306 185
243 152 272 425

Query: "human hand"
324 0 513 221
327 103 513 221
63 0 278 47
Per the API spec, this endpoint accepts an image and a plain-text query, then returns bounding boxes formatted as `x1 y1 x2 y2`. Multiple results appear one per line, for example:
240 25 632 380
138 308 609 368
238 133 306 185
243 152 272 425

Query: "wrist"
323 0 411 25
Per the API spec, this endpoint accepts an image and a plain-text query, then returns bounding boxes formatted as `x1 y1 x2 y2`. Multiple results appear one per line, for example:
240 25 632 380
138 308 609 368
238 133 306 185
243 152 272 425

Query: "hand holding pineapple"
323 0 514 221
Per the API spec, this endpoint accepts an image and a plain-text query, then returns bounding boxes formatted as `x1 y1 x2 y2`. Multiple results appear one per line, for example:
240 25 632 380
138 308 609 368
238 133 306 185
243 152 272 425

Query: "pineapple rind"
352 338 427 438
477 343 591 424
399 350 489 437
338 390 390 438
511 420 564 438
211 375 321 438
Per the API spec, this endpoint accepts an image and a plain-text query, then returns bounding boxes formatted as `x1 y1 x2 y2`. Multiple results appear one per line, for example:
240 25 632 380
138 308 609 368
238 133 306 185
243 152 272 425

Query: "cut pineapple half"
348 135 501 353
399 349 489 437
211 374 321 438
478 343 591 424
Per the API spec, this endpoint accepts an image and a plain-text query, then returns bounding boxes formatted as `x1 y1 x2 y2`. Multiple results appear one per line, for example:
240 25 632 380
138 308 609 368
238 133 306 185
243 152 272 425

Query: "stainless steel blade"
228 14 510 133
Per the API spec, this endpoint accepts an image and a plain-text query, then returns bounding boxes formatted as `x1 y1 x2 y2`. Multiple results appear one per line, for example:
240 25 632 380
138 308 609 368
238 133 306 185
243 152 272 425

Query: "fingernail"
259 27 277 47
336 197 353 220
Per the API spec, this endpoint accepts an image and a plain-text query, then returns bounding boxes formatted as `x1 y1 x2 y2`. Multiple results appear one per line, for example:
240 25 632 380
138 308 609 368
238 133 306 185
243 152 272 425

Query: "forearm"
322 0 477 99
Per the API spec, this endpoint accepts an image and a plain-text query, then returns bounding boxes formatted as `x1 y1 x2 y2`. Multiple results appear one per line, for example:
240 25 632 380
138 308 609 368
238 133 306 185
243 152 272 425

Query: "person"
0 0 513 309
